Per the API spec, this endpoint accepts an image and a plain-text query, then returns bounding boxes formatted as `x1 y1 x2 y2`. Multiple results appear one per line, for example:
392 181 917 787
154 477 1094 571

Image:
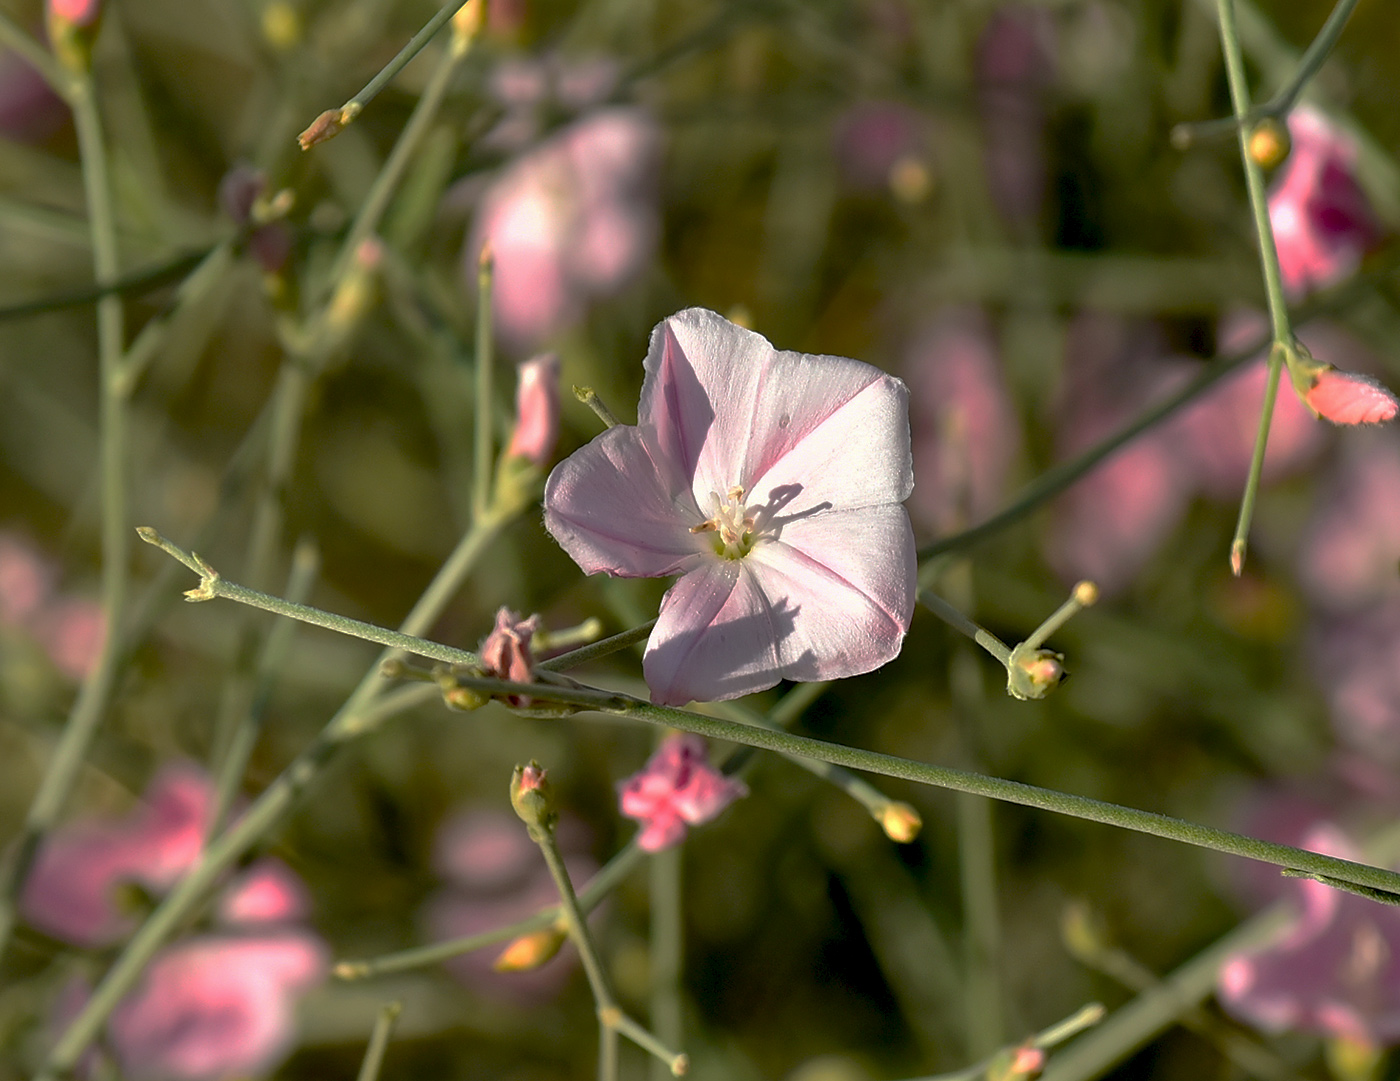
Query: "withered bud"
493 926 566 971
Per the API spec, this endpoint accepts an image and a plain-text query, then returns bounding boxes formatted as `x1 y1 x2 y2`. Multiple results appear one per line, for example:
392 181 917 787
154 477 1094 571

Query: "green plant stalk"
319 28 473 309
434 674 1400 900
1217 0 1295 575
1039 907 1293 1081
537 620 657 671
1267 0 1360 114
0 10 71 97
334 0 473 125
649 829 684 1081
908 1003 1106 1081
473 247 495 521
210 540 321 837
335 839 648 980
354 1002 402 1081
0 69 130 964
0 248 212 322
957 793 1003 1058
38 503 520 1081
530 814 686 1075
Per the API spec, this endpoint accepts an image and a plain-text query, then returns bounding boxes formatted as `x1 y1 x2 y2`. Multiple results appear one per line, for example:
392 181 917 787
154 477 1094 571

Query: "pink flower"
543 308 917 705
903 309 1019 536
1218 825 1400 1046
216 859 311 926
108 932 327 1081
618 734 748 852
469 108 660 351
479 607 540 705
34 595 105 681
1299 430 1400 610
505 354 561 465
0 532 53 627
22 763 214 947
1269 105 1382 299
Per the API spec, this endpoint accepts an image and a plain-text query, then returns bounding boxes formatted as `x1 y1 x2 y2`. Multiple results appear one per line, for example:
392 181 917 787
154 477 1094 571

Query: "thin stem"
0 10 71 97
0 66 129 964
0 249 210 322
1268 0 1360 114
919 589 1012 666
957 792 1003 1058
1217 0 1294 575
335 840 647 980
904 1003 1106 1081
574 385 622 429
538 620 657 672
354 1002 402 1081
38 508 519 1081
210 539 320 837
1039 908 1294 1081
334 0 472 129
473 245 495 521
649 844 684 1081
318 27 474 309
137 528 482 668
434 673 1400 900
530 812 687 1074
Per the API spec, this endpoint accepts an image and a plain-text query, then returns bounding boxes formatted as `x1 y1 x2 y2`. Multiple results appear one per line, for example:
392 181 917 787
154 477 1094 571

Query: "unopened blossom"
543 307 917 705
1269 105 1382 299
22 762 214 947
1219 825 1400 1046
618 734 748 852
108 932 327 1081
1303 369 1399 426
479 607 540 706
504 354 561 465
469 108 660 351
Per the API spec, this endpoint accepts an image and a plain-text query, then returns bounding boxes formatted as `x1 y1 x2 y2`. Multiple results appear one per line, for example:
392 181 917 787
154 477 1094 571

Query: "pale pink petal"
643 560 780 705
543 425 705 578
505 355 561 465
618 735 746 850
432 807 537 892
217 859 310 926
34 596 105 680
109 932 327 1081
0 532 53 626
635 812 688 852
747 504 915 678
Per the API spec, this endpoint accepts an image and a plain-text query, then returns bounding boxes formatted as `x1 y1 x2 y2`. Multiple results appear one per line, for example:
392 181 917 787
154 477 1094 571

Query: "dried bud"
479 607 541 706
298 104 359 151
505 355 561 466
1247 117 1290 170
493 926 566 971
510 761 557 834
879 802 922 844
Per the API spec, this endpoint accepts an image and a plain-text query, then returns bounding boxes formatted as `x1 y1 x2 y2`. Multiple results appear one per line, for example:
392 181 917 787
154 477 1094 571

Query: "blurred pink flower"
1176 309 1324 498
505 354 561 465
1299 430 1400 611
1311 601 1400 765
216 859 312 926
48 0 100 28
108 931 328 1081
831 101 926 192
34 595 105 681
0 532 53 627
1044 314 1195 595
22 762 214 947
903 309 1019 536
1304 369 1399 427
469 107 660 351
975 4 1055 229
424 807 596 1001
1269 105 1382 300
482 55 619 151
1219 824 1400 1046
543 308 917 705
618 734 747 852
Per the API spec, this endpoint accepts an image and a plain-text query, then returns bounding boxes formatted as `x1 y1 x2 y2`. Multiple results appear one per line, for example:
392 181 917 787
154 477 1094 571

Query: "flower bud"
986 1044 1046 1081
493 926 567 971
47 0 103 73
1247 117 1290 170
1303 368 1399 426
510 761 557 835
505 355 561 466
1007 649 1065 700
480 607 541 706
879 802 922 844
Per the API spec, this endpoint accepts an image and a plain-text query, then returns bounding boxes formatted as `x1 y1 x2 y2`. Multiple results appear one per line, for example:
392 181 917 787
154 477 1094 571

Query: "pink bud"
479 607 541 705
1304 369 1400 426
505 354 561 465
48 0 101 28
618 735 747 852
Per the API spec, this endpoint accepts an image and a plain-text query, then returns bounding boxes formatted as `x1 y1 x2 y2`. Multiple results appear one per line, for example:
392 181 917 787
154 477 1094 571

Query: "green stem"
473 246 495 521
649 844 684 1081
957 791 1003 1058
0 10 71 97
1267 0 1360 114
0 248 210 322
1218 0 1294 575
919 589 1012 665
538 620 657 672
335 840 647 980
38 507 518 1081
335 0 473 126
354 1002 402 1081
0 67 129 964
435 674 1400 900
318 29 473 310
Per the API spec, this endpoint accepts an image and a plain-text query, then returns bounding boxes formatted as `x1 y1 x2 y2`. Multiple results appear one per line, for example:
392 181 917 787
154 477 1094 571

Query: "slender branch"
0 10 71 97
354 1002 402 1081
437 674 1400 900
0 66 129 963
1217 0 1295 575
537 620 657 672
0 248 210 322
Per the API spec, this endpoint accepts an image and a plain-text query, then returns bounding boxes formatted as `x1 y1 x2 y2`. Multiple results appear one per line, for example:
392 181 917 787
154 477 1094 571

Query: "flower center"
690 486 763 560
